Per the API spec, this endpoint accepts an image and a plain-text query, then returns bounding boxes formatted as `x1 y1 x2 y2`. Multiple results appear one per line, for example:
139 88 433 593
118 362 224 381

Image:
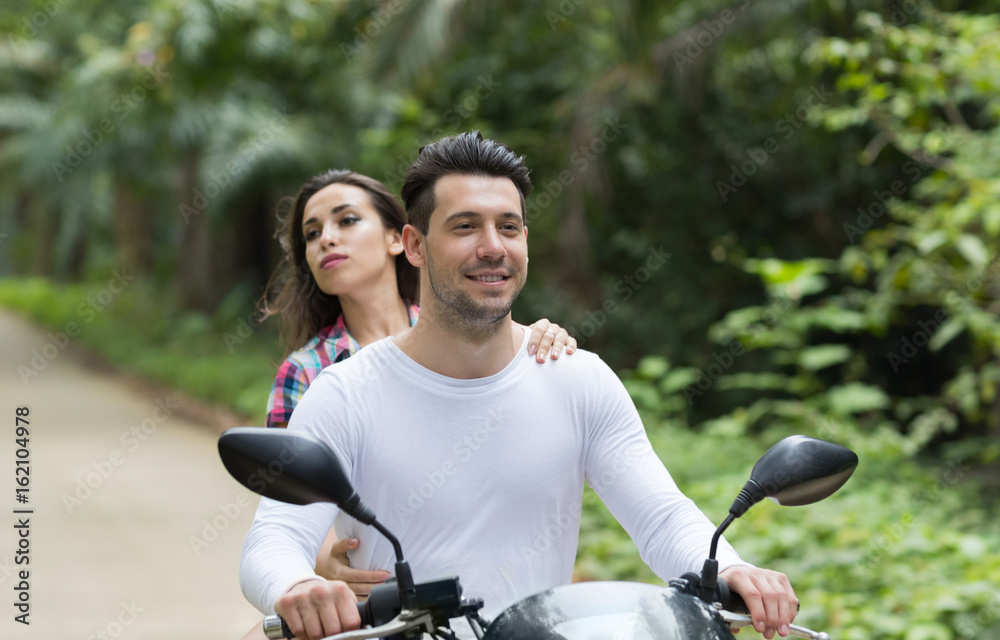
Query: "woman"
240 169 574 637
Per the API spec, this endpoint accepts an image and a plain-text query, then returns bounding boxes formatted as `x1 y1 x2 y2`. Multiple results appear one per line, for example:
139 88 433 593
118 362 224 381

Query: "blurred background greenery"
1 1 998 638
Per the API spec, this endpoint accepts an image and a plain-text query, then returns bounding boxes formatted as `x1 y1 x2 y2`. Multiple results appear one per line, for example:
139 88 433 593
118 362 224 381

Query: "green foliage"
690 9 1000 467
575 384 1000 639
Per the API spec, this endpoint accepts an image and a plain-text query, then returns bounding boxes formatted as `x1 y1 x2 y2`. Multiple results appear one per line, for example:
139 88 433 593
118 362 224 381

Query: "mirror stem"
372 521 416 609
699 513 735 603
708 513 734 560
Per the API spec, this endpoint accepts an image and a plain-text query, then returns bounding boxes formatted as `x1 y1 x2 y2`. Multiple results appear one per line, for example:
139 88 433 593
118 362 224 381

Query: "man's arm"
239 496 336 613
580 358 798 638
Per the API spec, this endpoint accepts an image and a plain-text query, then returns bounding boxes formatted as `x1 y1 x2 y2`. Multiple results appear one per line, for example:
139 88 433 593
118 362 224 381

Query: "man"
240 132 798 640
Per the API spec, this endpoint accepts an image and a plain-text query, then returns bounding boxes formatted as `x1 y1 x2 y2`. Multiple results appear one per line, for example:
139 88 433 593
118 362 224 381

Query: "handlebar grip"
716 577 798 615
262 615 293 639
263 602 370 640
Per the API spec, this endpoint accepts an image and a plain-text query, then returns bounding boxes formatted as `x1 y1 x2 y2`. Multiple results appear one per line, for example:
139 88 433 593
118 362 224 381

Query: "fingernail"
755 622 765 633
528 344 537 355
552 349 561 359
780 625 789 636
349 538 359 546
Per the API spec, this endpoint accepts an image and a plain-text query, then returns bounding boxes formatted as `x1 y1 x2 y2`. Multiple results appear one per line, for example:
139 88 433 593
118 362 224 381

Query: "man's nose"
477 227 506 259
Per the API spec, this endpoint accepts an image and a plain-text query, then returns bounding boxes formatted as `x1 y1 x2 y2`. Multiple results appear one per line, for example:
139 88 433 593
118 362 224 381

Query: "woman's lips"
320 254 347 269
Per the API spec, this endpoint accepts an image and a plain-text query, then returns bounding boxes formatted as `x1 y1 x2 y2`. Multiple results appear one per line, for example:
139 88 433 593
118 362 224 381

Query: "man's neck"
394 310 524 379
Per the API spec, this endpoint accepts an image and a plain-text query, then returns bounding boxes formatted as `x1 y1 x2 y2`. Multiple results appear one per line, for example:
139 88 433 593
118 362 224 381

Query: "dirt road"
0 310 263 639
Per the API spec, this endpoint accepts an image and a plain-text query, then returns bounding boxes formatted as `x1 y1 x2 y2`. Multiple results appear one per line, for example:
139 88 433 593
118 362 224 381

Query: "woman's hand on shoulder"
525 319 577 363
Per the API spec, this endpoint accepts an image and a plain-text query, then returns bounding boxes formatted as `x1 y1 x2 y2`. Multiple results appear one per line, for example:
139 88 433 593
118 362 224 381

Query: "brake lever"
716 610 830 640
315 610 436 640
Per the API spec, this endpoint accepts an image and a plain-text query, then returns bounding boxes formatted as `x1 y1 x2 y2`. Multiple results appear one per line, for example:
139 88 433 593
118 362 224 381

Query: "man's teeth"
472 275 504 282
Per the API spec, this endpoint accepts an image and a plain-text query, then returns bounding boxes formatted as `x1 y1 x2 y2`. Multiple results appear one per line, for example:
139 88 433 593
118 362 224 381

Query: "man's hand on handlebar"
274 579 361 640
719 565 797 639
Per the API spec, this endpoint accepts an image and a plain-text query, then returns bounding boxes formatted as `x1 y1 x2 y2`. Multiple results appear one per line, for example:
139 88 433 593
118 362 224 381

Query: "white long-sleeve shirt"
240 333 747 618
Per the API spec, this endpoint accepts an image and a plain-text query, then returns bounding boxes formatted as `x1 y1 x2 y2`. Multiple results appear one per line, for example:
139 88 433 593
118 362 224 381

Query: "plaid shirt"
265 303 419 427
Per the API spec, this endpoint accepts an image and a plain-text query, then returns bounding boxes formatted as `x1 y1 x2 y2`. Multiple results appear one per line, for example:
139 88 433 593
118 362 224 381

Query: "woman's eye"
341 216 360 226
304 229 319 241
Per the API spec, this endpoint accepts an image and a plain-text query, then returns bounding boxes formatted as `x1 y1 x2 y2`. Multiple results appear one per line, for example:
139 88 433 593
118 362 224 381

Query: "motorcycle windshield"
482 582 735 640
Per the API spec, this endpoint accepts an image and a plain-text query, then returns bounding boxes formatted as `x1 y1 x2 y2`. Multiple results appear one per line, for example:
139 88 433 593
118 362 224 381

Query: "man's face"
419 174 528 329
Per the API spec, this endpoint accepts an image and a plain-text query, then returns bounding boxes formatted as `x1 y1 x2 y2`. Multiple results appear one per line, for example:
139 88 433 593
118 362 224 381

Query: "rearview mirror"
217 427 375 524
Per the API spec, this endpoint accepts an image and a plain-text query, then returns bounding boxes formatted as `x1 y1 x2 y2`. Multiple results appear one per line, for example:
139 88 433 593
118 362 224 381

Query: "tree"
700 8 1000 462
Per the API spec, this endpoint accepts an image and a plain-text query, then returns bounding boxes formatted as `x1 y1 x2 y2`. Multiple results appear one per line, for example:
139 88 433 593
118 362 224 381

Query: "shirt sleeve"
582 358 750 581
241 369 354 614
266 358 310 428
239 497 337 613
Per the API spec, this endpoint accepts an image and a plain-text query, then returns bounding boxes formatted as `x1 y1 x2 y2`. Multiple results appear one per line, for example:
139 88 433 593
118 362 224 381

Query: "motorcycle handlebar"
263 601 371 640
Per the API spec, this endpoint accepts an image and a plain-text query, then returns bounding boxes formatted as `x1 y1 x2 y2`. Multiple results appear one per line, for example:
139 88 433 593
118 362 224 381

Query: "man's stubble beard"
424 250 526 340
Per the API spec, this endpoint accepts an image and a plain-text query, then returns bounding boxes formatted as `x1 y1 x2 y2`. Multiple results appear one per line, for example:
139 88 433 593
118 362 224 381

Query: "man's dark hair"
400 131 533 233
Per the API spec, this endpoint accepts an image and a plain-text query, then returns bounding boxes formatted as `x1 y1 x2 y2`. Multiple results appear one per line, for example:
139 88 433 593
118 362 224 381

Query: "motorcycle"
219 429 857 640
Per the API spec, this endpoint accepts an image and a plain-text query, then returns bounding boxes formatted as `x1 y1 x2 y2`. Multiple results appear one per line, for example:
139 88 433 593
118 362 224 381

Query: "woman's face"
301 182 404 298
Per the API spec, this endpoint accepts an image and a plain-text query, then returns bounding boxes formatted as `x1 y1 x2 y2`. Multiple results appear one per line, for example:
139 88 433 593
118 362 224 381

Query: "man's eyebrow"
442 211 522 224
302 204 354 227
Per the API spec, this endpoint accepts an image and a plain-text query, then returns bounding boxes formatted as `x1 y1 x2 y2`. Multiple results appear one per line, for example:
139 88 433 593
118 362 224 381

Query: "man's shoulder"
522 346 618 385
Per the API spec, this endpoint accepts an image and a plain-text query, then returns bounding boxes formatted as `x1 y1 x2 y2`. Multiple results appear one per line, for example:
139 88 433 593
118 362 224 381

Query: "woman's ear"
386 228 404 256
402 224 426 267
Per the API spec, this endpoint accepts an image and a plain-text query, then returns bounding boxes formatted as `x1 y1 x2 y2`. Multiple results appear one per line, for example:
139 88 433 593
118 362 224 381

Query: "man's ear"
402 224 426 267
